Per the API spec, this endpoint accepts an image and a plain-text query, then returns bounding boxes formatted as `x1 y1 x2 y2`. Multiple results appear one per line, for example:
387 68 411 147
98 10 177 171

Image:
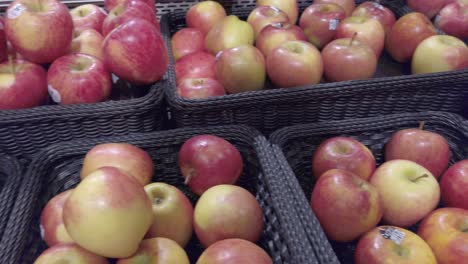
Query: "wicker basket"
269 111 468 264
0 154 22 241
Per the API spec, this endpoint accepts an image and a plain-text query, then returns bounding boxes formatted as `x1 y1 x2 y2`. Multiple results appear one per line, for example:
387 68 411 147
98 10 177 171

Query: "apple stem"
412 173 429 182
419 121 425 130
184 175 192 185
8 56 15 74
350 32 358 46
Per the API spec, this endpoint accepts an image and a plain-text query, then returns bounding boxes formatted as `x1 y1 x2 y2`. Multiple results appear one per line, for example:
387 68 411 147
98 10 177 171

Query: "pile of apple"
171 0 468 100
0 0 168 110
34 135 273 264
308 122 468 263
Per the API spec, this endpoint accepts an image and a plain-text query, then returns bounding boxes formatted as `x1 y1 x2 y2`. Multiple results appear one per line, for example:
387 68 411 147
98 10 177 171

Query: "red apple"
176 78 225 99
205 15 254 55
197 239 273 264
407 0 445 19
186 1 226 35
214 44 266 94
0 59 47 110
81 142 154 186
40 190 74 247
435 1 468 40
352 2 397 34
385 124 451 179
47 54 111 105
440 160 468 210
70 4 106 33
255 22 307 57
256 0 299 24
418 208 468 264
312 136 376 180
103 18 168 85
175 51 216 84
299 3 346 49
193 185 263 247
311 169 383 242
178 135 243 195
266 40 323 87
336 16 385 57
105 0 156 14
385 12 437 63
34 243 109 264
5 0 73 64
0 19 7 63
171 28 205 61
69 28 104 61
315 0 356 16
117 237 190 264
247 5 290 39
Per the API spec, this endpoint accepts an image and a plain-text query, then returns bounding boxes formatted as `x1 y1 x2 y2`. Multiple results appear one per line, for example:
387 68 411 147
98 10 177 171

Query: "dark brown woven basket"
0 154 22 241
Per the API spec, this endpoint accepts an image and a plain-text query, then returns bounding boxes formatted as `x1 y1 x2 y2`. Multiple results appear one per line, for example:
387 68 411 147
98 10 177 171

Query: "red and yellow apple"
117 237 190 264
435 1 468 40
177 78 225 99
440 160 468 210
34 243 109 264
175 51 216 84
70 4 106 33
352 2 397 34
256 0 299 24
40 189 74 247
407 0 445 19
104 0 156 14
315 0 356 17
197 239 273 264
205 15 254 55
171 28 205 61
69 28 104 61
247 5 290 39
186 1 226 35
255 22 307 57
336 16 385 57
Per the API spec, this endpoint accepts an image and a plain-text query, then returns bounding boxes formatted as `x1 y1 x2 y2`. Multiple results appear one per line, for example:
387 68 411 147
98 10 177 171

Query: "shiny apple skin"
435 2 468 40
171 28 205 61
352 1 397 34
196 239 273 264
175 51 216 84
40 190 74 247
314 0 356 17
70 4 106 33
336 16 385 57
440 160 468 210
255 22 307 57
407 0 445 19
34 243 109 264
247 5 290 39
256 0 299 24
186 1 226 35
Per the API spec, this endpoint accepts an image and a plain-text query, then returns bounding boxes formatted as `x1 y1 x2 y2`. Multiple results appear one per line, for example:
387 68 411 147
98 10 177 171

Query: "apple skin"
69 28 104 61
196 239 273 264
70 4 106 33
322 37 377 82
435 2 468 40
314 0 356 17
311 169 383 242
385 12 437 63
178 135 243 195
407 0 445 19
0 59 48 110
215 44 266 94
144 183 194 248
336 16 385 57
81 142 154 186
39 190 74 247
256 0 299 25
247 5 290 39
103 18 168 85
255 22 307 57
311 136 376 180
34 243 109 264
266 40 323 88
5 0 73 64
117 237 190 264
47 53 111 105
205 15 254 55
177 78 226 99
299 3 346 49
175 51 216 84
355 226 437 264
193 185 264 247
385 127 451 179
186 1 227 35
171 28 205 61
0 19 7 63
440 160 468 210
105 0 156 14
351 2 397 34
370 160 440 227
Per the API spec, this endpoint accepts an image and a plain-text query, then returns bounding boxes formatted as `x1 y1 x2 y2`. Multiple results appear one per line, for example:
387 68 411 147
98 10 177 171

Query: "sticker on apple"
48 85 62 103
7 3 26 19
379 227 406 245
329 19 339 30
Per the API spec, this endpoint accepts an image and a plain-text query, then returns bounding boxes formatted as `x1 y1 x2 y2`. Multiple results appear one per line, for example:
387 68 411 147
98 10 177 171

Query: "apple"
322 35 377 82
197 239 273 264
205 15 254 55
105 0 156 14
40 190 74 247
171 28 205 61
179 135 243 195
6 41 24 60
177 78 226 99
81 143 154 186
256 0 299 24
103 18 168 85
214 44 266 94
69 28 104 61
355 226 437 264
385 124 451 179
440 160 468 210
34 243 109 264
70 4 106 33
336 16 385 57
266 40 323 88
314 0 356 17
117 238 190 264
186 1 227 35
63 167 153 258
0 59 47 110
47 54 111 105
418 208 468 264
144 183 194 247
385 12 437 63
255 22 307 57
351 2 397 34
407 0 445 19
175 51 216 84
370 160 440 227
0 19 7 63
247 5 290 39
193 185 263 247
311 169 383 242
435 1 468 40
299 3 346 49
311 136 376 180
5 0 73 64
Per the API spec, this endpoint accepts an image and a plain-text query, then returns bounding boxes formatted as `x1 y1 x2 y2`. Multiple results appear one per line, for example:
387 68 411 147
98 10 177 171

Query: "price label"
7 3 26 19
379 227 406 245
329 19 339 30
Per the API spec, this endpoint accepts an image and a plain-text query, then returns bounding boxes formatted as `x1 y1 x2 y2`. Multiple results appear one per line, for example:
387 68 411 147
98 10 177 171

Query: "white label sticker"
379 227 406 245
48 85 61 103
329 19 339 30
39 224 45 240
372 2 385 10
111 73 119 83
7 3 26 19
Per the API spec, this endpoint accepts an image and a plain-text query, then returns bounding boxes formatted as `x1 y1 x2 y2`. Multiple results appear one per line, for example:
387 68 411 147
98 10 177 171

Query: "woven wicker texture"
0 154 22 241
270 111 468 264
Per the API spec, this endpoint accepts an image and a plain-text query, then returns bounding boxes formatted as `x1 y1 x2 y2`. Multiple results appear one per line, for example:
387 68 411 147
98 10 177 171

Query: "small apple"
175 51 216 84
40 190 74 247
117 238 190 264
440 160 468 210
255 22 307 57
256 0 299 24
197 239 273 264
69 28 104 61
407 0 445 19
179 135 243 195
171 28 205 61
266 40 323 88
351 2 397 34
336 16 385 57
205 15 254 55
34 243 109 264
314 0 356 17
435 1 468 40
177 78 226 99
70 4 106 33
105 0 156 14
186 1 226 35
247 5 290 39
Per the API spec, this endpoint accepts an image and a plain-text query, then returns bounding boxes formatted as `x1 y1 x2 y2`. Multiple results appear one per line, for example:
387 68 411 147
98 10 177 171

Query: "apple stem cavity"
350 32 358 46
419 121 426 130
412 173 429 182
